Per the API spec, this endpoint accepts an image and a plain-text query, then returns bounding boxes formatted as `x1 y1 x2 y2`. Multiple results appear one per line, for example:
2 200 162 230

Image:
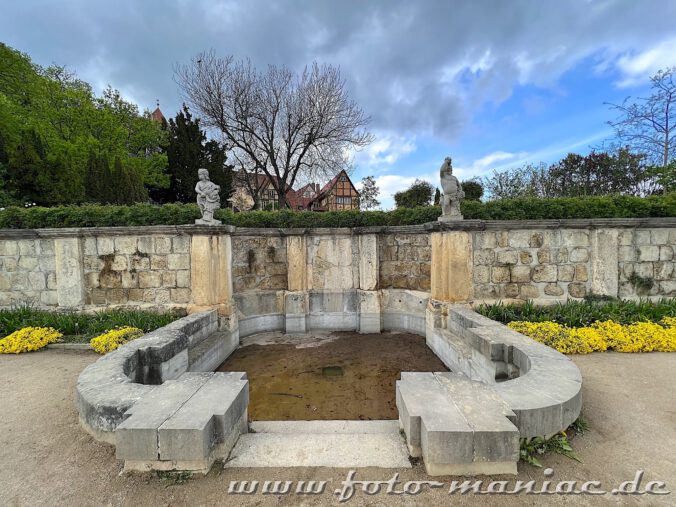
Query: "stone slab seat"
116 371 248 472
396 371 519 476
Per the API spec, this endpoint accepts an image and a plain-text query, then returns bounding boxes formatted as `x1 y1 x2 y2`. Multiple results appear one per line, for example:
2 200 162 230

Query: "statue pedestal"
437 214 464 222
195 219 222 225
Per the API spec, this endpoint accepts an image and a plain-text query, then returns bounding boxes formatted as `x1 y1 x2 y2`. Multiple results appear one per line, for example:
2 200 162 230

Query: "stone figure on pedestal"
195 168 222 225
438 157 464 221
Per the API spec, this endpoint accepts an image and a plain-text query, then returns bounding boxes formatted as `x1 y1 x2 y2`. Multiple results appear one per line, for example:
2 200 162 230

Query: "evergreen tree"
433 187 441 205
7 129 45 204
163 104 232 203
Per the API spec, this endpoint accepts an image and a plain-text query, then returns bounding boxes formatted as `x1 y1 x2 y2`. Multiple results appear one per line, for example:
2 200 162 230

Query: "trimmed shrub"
0 194 673 229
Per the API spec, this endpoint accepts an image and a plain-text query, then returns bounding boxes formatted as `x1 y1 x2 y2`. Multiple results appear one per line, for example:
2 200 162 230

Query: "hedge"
0 194 673 229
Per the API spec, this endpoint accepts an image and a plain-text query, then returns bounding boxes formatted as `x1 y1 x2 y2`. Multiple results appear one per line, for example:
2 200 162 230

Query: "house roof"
150 107 166 123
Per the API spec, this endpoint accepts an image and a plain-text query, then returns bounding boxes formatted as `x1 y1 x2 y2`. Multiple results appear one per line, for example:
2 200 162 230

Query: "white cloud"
373 171 437 210
615 37 676 87
356 133 417 168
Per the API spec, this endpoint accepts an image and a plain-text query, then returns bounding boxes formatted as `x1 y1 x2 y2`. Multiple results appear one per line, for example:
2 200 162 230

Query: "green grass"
476 298 676 327
0 307 183 343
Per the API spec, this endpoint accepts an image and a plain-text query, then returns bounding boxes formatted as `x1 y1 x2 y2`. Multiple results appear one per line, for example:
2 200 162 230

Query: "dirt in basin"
216 331 448 421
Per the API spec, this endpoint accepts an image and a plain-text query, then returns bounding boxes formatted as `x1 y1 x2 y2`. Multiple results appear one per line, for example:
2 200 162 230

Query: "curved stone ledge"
75 310 224 442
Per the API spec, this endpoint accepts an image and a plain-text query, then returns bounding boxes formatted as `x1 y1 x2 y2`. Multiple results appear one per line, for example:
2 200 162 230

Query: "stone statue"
438 157 464 221
195 168 222 225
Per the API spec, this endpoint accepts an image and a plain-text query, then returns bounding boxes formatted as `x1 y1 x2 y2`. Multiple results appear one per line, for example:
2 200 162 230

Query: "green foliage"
433 187 440 205
394 179 434 208
159 104 232 204
477 298 676 327
520 432 582 467
0 193 673 229
461 180 484 201
0 43 167 206
0 307 181 342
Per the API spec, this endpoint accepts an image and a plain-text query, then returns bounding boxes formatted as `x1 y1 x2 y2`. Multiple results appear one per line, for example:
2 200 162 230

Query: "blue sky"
2 0 676 208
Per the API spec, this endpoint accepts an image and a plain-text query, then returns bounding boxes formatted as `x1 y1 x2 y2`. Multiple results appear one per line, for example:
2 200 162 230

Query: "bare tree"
607 67 676 169
175 52 373 208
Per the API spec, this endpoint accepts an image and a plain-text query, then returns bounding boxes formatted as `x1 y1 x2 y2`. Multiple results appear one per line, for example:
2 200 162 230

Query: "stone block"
0 240 18 256
358 234 379 291
162 271 176 288
149 255 167 270
518 284 539 299
508 231 531 248
18 256 38 271
2 258 17 272
503 283 519 298
491 266 510 283
561 230 589 247
569 247 589 263
191 235 233 308
111 255 128 271
171 288 191 304
28 271 46 290
619 246 636 262
531 264 557 282
155 289 171 304
474 284 499 299
39 256 56 272
510 265 531 283
0 273 10 290
555 248 569 263
115 236 137 255
660 280 676 296
137 237 154 254
529 233 543 248
97 237 114 255
651 229 669 245
568 282 586 298
659 246 673 261
46 272 57 290
654 262 674 281
558 265 574 282
107 289 128 304
519 251 533 264
18 240 37 256
474 232 496 249
496 250 518 265
139 271 162 288
474 249 495 265
618 230 633 246
10 272 28 290
83 238 97 256
168 254 190 271
172 235 191 254
128 288 145 302
121 272 138 289
40 291 58 306
574 264 588 282
638 245 659 262
155 237 172 254
55 237 85 307
473 265 490 284
544 283 564 296
176 270 191 288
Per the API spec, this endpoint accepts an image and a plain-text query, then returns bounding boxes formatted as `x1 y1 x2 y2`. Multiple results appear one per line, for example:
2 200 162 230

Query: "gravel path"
0 349 674 506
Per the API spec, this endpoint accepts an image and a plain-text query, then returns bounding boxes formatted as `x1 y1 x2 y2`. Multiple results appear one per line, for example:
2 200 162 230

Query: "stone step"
396 372 519 476
225 432 411 469
115 372 248 472
249 420 400 435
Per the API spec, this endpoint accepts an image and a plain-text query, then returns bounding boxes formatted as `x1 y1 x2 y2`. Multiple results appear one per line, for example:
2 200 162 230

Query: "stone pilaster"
54 237 85 307
590 228 619 298
286 235 307 291
358 289 382 333
358 234 379 290
190 235 233 313
431 231 473 303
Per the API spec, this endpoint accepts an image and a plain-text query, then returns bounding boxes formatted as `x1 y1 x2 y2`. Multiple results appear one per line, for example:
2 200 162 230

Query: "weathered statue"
195 168 222 225
438 157 464 221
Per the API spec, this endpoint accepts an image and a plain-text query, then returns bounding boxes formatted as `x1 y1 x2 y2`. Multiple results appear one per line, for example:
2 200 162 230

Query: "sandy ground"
217 331 448 420
0 349 675 506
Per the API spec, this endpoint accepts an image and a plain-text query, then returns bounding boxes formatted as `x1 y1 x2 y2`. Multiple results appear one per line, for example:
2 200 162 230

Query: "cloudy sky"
3 0 676 208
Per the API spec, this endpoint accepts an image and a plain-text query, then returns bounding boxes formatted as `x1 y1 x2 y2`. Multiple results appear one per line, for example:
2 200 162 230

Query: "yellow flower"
508 318 676 355
90 327 143 354
0 327 62 354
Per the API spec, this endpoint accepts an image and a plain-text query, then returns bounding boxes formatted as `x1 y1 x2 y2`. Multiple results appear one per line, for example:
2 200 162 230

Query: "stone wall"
379 232 431 291
83 234 192 306
0 238 57 307
231 235 287 293
0 219 673 310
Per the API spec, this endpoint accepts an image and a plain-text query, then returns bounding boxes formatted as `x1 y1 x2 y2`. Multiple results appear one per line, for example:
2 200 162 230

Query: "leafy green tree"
161 104 232 203
461 180 484 201
433 187 441 205
394 179 434 208
358 175 380 210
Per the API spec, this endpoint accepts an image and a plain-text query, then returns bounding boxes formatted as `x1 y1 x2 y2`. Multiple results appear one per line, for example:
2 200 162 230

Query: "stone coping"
1 216 674 239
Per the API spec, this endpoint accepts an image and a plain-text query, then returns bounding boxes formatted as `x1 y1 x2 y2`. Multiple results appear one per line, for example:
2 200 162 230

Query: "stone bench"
396 371 519 476
116 372 248 472
424 304 582 438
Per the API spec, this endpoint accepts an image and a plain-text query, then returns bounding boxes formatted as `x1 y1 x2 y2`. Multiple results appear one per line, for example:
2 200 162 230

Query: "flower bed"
0 327 62 354
508 317 676 354
90 327 144 354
